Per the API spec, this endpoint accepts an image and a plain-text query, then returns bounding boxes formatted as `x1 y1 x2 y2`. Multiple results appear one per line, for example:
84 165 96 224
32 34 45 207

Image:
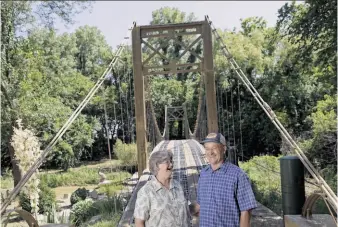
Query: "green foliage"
114 139 137 166
70 196 124 226
19 193 32 213
70 187 89 206
151 7 196 25
40 168 100 188
90 215 121 227
40 166 130 188
70 198 94 226
276 0 336 69
300 95 337 169
0 0 93 177
311 95 337 135
38 182 57 214
97 176 130 198
239 156 282 215
240 17 267 36
313 165 337 214
0 169 13 189
19 182 56 214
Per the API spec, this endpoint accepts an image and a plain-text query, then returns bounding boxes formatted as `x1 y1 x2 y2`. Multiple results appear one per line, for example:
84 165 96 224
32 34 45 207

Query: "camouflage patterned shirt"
134 176 190 227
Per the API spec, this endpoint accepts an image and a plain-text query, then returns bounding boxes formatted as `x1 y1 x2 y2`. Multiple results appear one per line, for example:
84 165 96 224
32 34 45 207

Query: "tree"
276 0 336 94
1 0 92 184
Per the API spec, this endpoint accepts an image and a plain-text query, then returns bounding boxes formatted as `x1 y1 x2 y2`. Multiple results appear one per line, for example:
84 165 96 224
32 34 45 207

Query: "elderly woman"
134 149 190 227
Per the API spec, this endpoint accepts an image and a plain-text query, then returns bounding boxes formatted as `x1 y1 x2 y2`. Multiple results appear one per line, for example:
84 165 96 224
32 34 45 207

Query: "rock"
87 215 101 225
89 190 98 199
98 180 112 185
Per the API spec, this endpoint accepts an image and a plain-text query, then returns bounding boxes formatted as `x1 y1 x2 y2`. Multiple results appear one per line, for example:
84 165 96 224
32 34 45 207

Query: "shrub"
91 213 121 227
312 165 337 214
40 168 99 188
239 155 283 215
70 187 89 206
40 167 132 189
70 196 124 226
38 182 57 214
114 139 137 166
90 196 124 215
19 182 56 214
70 199 94 226
19 193 31 213
0 169 14 189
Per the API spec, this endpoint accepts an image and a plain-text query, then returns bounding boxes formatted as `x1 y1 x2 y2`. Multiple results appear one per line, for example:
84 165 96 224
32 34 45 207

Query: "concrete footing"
284 214 336 227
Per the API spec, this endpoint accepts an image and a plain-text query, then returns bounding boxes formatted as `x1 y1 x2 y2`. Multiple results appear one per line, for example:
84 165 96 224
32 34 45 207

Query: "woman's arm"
134 187 150 226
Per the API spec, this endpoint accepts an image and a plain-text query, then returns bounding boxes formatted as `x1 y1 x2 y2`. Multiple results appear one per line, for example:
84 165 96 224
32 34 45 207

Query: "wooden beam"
132 26 147 178
202 19 218 133
139 21 204 31
143 62 200 70
141 30 201 39
144 68 201 76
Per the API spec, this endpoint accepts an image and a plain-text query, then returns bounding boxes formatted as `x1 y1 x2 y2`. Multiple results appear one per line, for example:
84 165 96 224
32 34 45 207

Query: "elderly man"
193 132 257 227
134 149 190 227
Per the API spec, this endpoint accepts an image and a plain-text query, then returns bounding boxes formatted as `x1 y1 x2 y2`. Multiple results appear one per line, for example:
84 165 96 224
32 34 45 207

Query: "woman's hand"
189 202 200 217
135 218 145 227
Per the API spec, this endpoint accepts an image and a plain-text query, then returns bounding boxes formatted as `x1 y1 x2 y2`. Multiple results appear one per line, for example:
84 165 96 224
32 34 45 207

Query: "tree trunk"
9 140 22 186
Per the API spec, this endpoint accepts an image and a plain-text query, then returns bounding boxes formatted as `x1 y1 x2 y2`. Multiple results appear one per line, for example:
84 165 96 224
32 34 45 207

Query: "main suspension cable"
205 15 338 210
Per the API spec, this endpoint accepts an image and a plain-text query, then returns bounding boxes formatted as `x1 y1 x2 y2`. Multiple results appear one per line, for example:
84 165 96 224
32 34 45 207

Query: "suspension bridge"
1 16 337 227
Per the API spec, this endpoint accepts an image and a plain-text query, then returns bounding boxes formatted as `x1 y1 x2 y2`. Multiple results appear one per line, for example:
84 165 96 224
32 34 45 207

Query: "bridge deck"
118 139 282 227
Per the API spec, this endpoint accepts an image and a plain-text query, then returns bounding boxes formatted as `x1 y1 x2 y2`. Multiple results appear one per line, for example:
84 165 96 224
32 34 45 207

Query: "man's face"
204 142 225 166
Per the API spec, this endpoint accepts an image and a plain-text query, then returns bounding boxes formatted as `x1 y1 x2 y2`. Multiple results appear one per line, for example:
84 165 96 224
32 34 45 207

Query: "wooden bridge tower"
131 18 218 177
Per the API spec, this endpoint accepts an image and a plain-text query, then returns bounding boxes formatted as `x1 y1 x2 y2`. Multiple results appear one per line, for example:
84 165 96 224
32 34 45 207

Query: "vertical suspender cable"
237 81 243 161
123 64 131 143
230 84 236 149
219 84 224 136
225 83 230 140
127 65 135 143
118 72 125 143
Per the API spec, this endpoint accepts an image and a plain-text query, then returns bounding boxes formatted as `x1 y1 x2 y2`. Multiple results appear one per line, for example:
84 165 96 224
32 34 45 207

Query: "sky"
54 1 293 50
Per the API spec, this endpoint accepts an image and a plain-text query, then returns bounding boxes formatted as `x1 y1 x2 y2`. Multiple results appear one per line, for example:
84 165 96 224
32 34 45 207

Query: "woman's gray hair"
149 150 173 176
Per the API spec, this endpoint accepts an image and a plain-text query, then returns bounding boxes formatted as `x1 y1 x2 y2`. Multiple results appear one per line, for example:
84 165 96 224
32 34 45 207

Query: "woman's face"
157 158 174 179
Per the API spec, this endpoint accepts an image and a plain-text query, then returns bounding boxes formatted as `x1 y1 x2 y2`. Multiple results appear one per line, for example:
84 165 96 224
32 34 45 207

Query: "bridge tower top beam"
132 18 218 176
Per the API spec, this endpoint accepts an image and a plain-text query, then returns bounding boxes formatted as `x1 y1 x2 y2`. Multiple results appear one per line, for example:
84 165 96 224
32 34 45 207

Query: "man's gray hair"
149 150 173 176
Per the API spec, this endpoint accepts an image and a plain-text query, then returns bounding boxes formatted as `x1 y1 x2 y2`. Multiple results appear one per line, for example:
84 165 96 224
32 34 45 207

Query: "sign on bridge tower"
131 18 218 177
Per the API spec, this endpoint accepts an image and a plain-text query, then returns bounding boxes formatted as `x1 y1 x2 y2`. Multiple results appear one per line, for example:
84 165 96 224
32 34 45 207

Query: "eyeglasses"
204 146 220 153
161 159 173 165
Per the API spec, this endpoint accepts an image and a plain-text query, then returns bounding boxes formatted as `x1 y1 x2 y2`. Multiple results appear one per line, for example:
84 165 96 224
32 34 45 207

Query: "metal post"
280 156 306 216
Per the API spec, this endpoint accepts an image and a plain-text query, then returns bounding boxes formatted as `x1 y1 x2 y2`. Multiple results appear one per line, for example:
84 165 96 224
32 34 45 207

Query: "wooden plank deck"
118 139 282 227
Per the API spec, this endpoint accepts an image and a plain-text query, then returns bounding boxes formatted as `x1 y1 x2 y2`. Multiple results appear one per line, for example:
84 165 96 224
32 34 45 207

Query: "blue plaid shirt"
197 162 257 227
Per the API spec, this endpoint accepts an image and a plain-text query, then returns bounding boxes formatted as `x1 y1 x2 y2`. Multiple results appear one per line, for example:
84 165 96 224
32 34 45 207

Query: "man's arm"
240 210 252 227
135 218 145 227
236 172 257 226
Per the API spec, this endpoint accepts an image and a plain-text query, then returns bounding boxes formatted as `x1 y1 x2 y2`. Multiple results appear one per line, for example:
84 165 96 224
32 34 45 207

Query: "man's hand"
239 210 251 227
189 202 200 217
